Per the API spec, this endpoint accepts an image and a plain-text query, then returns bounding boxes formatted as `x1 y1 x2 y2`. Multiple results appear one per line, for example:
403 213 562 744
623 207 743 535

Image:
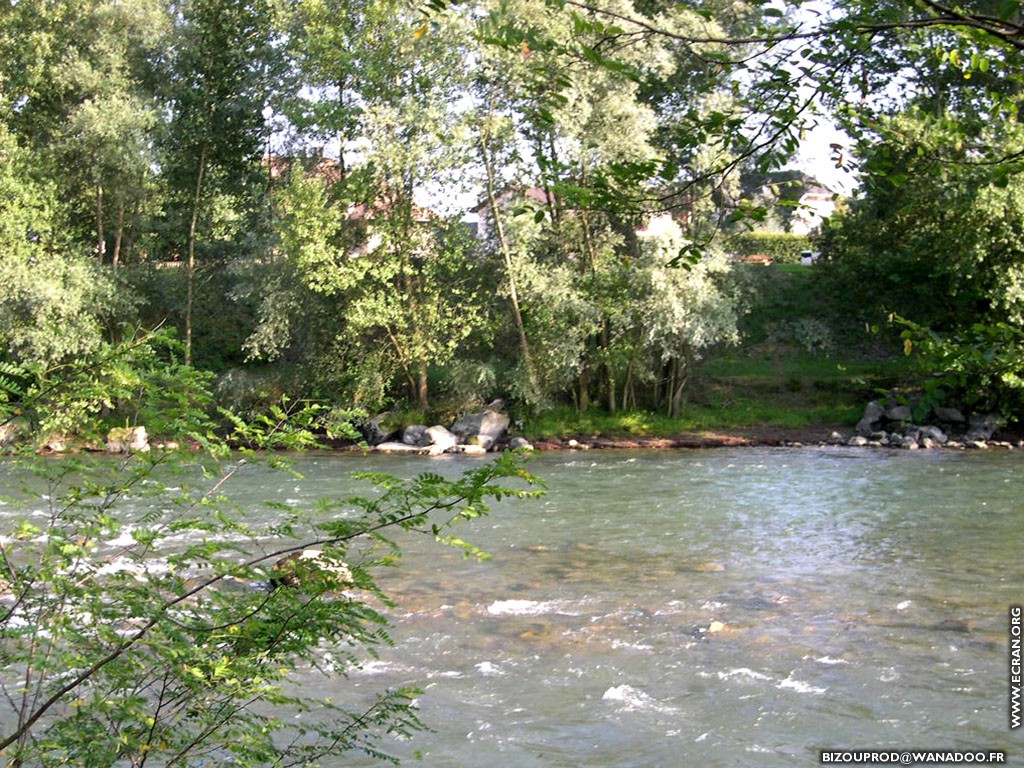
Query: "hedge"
724 232 812 264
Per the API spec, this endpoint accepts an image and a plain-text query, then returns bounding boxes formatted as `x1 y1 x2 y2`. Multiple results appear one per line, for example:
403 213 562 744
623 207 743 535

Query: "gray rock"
898 436 919 450
426 425 458 451
856 401 886 435
362 412 397 446
508 436 534 450
934 406 966 423
920 436 936 449
848 435 869 447
966 413 1002 441
885 404 913 422
451 409 511 443
401 424 430 447
965 439 989 450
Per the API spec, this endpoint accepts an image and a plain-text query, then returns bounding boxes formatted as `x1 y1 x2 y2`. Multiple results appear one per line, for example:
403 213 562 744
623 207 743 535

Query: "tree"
819 113 1024 332
159 0 281 366
0 125 130 370
631 218 740 416
0 0 169 264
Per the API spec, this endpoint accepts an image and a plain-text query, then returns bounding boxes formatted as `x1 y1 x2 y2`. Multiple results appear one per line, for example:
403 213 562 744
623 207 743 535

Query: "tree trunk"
417 364 429 411
668 357 689 419
602 323 616 413
185 146 208 368
578 364 590 412
96 185 106 262
478 130 538 398
112 202 125 270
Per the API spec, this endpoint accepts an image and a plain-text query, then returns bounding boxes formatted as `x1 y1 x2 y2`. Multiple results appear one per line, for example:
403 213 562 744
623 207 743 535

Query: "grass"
522 349 914 441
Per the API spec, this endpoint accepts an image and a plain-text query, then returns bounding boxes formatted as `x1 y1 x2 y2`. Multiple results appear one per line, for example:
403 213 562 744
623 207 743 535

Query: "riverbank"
528 425 849 450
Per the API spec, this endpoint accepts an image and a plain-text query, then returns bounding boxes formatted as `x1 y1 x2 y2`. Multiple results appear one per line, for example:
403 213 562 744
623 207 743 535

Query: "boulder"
885 404 913 422
401 424 430 447
362 412 397 446
107 426 150 454
508 436 534 451
848 435 869 447
451 408 510 444
855 401 886 436
966 413 1002 442
934 406 966 424
271 549 352 590
41 435 70 453
426 425 458 451
0 418 26 447
466 434 495 450
897 435 919 450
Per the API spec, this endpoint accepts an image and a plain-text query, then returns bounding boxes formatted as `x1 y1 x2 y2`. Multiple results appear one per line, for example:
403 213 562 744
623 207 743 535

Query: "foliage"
0 355 542 767
2 329 217 446
896 316 1024 420
724 232 812 264
818 114 1024 333
4 0 1024 420
0 125 134 368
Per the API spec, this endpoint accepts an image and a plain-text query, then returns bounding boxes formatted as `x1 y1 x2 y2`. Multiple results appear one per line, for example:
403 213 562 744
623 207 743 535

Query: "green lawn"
523 350 913 440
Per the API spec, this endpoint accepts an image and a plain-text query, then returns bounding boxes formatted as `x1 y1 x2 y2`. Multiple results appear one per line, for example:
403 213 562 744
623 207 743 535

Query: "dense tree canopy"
1 0 1022 418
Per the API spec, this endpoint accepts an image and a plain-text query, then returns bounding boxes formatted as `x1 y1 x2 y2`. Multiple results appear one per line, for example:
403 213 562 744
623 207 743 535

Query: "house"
470 185 682 250
469 186 555 242
264 154 438 257
790 184 838 235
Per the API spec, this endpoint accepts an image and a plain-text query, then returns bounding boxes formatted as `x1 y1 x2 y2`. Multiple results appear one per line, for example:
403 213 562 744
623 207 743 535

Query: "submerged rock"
271 549 352 590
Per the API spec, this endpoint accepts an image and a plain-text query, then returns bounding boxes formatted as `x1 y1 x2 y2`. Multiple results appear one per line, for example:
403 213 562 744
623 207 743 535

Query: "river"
4 446 1022 766
234 447 1021 767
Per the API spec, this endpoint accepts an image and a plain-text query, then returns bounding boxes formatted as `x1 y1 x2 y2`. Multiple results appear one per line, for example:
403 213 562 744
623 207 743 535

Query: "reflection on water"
4 447 1021 765
252 447 1020 767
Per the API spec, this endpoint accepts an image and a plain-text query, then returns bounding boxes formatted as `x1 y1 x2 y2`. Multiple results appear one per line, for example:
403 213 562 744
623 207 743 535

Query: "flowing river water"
5 446 1023 766
237 447 1021 767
